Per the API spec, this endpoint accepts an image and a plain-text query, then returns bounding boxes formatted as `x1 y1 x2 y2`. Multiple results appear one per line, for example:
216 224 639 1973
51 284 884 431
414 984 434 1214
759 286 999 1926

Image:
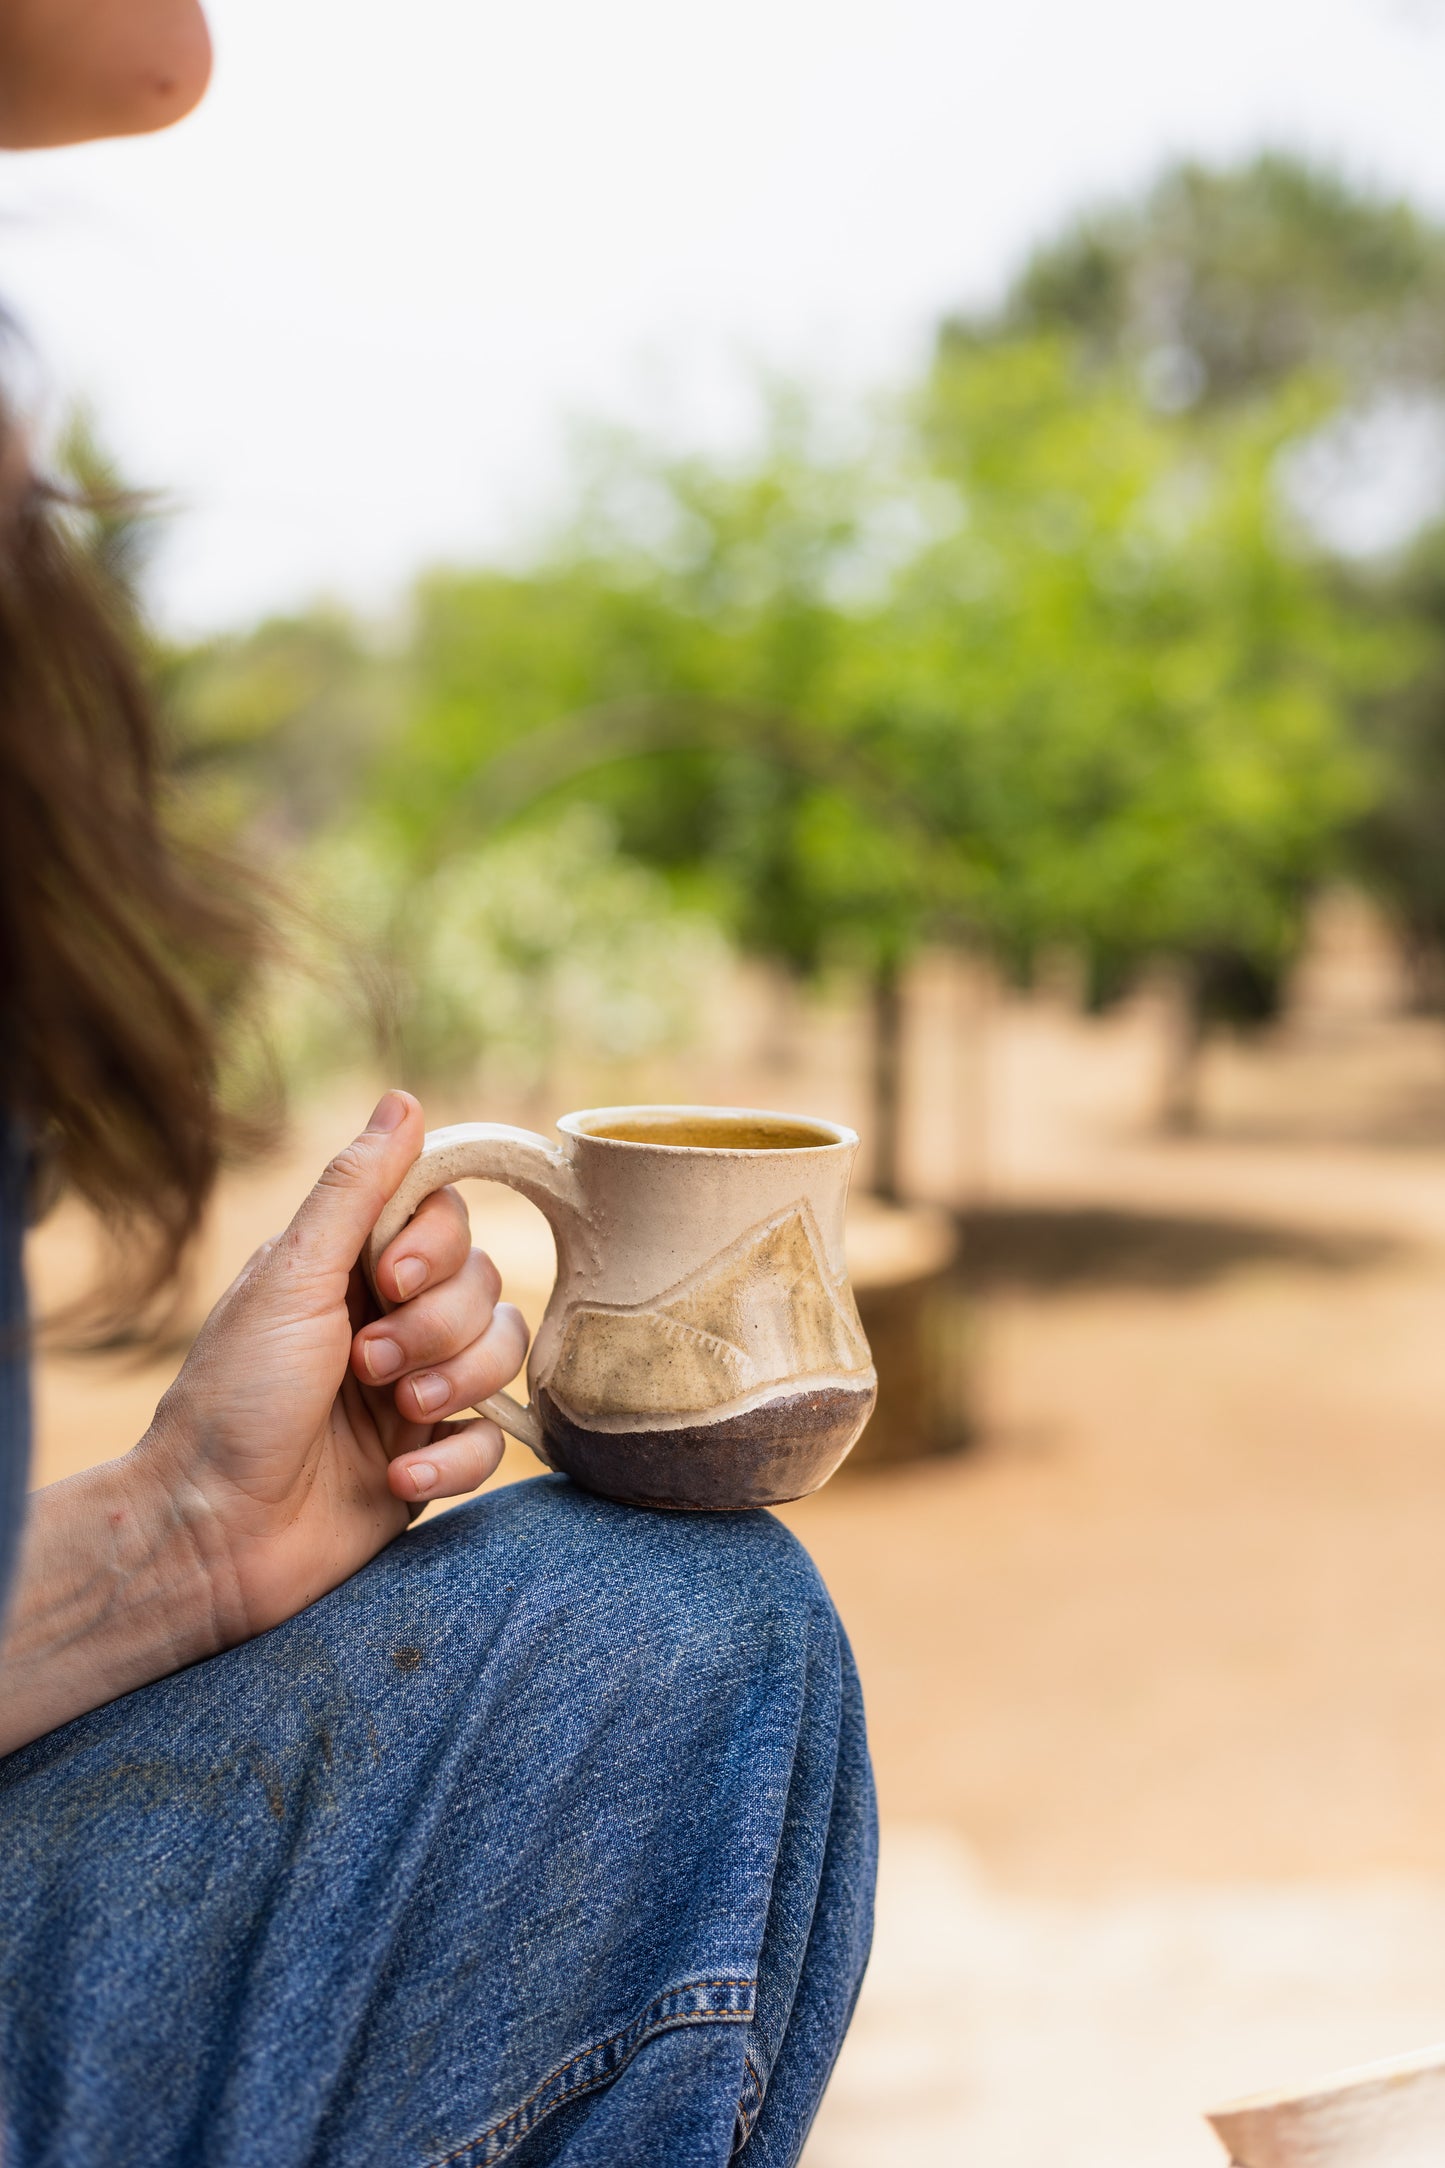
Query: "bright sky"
1 0 1443 632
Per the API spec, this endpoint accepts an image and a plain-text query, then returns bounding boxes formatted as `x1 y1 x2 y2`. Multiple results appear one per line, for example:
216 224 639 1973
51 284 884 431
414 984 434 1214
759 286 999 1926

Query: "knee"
429 1474 840 1718
522 1472 827 1625
388 1479 867 1948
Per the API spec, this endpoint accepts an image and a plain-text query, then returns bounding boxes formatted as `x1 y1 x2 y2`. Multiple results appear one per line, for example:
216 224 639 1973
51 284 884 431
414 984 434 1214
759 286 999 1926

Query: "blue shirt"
0 1118 30 1622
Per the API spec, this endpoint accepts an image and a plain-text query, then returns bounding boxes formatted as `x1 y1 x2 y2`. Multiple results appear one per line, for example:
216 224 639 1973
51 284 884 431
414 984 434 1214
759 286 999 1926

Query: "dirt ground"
27 901 1445 2164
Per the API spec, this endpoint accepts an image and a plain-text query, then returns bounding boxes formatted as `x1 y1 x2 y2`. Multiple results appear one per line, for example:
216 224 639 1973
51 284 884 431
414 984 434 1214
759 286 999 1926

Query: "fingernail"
408 1461 437 1496
365 1091 408 1134
363 1336 404 1380
392 1256 426 1298
411 1372 449 1414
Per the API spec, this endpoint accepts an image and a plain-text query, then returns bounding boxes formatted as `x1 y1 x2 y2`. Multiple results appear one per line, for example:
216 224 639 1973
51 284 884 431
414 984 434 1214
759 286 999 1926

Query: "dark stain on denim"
0 1629 372 1866
248 1747 286 1823
391 1646 425 1673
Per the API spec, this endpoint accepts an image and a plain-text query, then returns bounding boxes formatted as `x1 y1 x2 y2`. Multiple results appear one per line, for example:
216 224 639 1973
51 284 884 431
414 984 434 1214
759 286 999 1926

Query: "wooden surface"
1208 2044 1445 2165
843 1195 969 1469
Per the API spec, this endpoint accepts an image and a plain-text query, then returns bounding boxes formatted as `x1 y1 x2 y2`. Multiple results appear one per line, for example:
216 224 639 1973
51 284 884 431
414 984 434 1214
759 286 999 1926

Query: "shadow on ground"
954 1205 1408 1293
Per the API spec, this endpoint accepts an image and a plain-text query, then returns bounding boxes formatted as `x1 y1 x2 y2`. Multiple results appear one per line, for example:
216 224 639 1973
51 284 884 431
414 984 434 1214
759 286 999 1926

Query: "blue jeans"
0 1476 875 2166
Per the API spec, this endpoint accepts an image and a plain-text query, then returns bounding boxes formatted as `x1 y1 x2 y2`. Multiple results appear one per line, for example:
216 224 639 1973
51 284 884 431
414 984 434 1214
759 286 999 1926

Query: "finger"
373 1185 482 1307
351 1246 502 1386
388 1421 506 1504
283 1091 425 1282
387 1302 529 1426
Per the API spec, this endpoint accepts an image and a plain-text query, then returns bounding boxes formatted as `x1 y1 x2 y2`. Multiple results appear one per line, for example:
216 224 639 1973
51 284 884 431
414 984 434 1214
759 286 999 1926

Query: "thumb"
283 1091 425 1281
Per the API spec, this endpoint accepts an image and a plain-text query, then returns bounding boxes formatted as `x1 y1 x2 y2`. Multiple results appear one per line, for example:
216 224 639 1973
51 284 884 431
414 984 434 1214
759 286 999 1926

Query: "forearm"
0 1449 223 1755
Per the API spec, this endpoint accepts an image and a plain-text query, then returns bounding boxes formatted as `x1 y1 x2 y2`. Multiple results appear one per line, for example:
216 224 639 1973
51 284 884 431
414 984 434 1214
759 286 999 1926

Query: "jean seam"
426 1975 759 2168
733 2048 768 2150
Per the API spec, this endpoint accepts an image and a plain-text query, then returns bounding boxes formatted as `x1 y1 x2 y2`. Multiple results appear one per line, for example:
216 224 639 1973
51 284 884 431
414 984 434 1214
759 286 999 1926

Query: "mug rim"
558 1102 858 1154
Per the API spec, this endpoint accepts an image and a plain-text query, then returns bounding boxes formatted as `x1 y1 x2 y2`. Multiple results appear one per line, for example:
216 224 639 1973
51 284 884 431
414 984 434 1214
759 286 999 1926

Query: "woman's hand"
139 1089 528 1642
0 1092 529 1752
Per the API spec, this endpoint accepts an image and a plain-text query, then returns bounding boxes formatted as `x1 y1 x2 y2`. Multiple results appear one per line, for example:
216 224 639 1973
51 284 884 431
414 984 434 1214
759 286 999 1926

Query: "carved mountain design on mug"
547 1201 871 1422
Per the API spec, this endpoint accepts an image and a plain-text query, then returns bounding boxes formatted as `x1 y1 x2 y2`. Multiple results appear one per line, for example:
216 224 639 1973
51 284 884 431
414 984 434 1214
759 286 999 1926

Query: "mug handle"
362 1121 588 1459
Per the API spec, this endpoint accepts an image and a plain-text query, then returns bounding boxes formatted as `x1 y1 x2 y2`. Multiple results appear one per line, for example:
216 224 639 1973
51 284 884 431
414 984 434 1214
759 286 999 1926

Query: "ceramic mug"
364 1103 878 1510
1207 2044 1445 2167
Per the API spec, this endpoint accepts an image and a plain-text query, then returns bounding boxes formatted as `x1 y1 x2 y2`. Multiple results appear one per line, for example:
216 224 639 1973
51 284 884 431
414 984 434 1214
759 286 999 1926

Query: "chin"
121 7 214 138
0 0 213 149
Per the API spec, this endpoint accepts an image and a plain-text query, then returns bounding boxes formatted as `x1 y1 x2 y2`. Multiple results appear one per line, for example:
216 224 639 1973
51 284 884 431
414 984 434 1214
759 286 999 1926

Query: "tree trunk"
870 957 905 1202
758 964 799 1073
1159 962 1208 1134
953 951 991 1209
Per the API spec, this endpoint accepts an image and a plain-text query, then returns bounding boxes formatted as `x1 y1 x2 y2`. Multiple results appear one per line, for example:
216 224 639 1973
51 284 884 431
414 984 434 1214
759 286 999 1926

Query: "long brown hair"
0 391 268 1330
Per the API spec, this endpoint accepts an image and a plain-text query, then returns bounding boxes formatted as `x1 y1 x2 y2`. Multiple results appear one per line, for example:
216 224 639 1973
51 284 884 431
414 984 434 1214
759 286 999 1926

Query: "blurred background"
14 0 1445 2158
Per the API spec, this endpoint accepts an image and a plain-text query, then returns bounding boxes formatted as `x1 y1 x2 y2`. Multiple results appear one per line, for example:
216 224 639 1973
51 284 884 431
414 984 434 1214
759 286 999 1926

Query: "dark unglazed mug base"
534 1378 878 1511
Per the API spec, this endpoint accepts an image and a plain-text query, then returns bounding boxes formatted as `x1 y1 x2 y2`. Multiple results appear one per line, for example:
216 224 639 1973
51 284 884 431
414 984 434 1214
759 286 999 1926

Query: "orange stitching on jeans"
737 2049 767 2141
430 1977 758 2168
436 2003 753 2167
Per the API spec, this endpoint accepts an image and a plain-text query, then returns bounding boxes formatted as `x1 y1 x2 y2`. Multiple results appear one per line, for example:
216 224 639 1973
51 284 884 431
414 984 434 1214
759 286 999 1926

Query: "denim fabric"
0 1475 876 2167
0 1116 30 1624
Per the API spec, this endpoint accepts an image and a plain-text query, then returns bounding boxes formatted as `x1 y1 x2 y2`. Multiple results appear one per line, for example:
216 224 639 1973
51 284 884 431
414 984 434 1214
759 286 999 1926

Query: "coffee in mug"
365 1103 877 1511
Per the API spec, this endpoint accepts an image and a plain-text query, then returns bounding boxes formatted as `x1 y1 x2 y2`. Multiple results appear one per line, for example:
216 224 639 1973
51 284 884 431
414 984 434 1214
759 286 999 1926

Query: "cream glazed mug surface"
364 1103 878 1511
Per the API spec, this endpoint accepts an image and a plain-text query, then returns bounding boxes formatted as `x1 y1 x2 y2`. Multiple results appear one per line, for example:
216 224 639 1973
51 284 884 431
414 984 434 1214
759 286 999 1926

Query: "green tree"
376 399 953 1194
959 152 1445 409
902 335 1384 1122
159 609 389 842
1353 522 1445 1002
966 153 1445 1014
372 351 1376 1161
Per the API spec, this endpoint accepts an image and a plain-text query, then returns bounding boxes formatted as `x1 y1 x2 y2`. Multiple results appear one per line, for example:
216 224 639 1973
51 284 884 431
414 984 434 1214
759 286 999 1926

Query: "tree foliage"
959 152 1445 409
141 151 1445 1170
908 338 1380 1006
340 338 1382 1164
961 152 1445 1012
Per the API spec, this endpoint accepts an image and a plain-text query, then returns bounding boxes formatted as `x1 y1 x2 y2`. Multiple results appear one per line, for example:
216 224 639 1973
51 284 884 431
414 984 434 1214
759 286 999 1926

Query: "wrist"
0 1447 223 1755
131 1400 252 1645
